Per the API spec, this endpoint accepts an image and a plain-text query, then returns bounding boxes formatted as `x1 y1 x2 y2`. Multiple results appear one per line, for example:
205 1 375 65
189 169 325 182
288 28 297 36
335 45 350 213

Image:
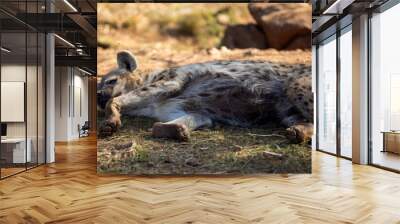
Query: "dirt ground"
97 3 312 174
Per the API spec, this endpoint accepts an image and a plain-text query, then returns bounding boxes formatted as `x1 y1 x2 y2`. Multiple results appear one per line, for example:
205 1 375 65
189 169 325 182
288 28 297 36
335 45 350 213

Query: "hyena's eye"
106 79 117 85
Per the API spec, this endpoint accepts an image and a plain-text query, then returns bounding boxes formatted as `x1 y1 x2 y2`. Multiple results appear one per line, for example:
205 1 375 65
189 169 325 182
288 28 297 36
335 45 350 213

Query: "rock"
207 47 221 56
220 46 230 53
163 158 172 164
285 33 311 50
286 123 314 143
185 158 200 167
217 14 230 25
248 3 311 50
263 151 287 160
220 24 267 49
113 141 134 151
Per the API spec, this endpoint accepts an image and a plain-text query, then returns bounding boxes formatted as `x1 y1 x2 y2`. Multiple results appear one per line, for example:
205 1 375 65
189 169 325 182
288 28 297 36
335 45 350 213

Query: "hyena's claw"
99 118 121 137
99 125 113 137
152 122 190 141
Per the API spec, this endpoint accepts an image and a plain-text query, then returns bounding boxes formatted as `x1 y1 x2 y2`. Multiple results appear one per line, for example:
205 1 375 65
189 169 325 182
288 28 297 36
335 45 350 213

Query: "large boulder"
285 33 311 50
220 24 268 49
248 3 311 50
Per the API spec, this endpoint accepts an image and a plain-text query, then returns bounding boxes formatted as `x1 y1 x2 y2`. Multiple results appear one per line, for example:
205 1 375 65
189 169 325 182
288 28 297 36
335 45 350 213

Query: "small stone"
217 14 230 25
113 141 134 150
185 158 200 167
263 151 286 160
220 46 230 53
208 47 220 55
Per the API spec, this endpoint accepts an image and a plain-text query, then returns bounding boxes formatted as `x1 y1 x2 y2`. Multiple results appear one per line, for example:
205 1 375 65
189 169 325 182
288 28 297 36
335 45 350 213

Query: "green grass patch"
98 36 115 49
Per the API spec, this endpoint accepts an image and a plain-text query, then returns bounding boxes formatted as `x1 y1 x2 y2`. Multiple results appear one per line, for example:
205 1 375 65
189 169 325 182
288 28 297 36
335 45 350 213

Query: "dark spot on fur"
244 74 253 79
230 69 237 72
183 100 202 111
214 86 230 92
199 93 210 97
155 76 164 81
232 92 240 98
253 68 261 74
169 73 177 79
220 108 231 113
214 73 226 78
205 108 215 114
221 115 231 120
286 107 299 116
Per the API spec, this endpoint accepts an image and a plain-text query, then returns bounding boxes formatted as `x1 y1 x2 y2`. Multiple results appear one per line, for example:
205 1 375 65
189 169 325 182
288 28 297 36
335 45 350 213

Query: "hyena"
97 50 313 142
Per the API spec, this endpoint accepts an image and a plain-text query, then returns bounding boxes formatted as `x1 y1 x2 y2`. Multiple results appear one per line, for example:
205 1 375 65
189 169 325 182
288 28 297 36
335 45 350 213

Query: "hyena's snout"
97 90 111 110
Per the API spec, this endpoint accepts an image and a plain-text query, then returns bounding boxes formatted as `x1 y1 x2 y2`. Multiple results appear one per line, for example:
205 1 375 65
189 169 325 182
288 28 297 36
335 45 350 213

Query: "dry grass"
97 117 311 175
98 3 252 49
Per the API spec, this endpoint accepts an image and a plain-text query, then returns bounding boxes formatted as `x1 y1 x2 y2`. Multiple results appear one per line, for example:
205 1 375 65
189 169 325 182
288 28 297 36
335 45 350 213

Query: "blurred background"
98 3 312 76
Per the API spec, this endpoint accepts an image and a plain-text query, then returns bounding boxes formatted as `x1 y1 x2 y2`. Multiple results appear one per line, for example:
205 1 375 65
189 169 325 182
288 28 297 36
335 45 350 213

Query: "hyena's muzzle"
97 82 113 110
97 91 111 110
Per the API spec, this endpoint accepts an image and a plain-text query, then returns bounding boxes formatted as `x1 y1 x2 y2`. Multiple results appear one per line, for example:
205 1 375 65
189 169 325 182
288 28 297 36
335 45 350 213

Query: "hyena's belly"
179 76 284 126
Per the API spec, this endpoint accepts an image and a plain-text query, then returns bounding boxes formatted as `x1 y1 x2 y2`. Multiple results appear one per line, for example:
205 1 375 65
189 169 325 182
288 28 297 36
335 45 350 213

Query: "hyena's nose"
97 91 110 109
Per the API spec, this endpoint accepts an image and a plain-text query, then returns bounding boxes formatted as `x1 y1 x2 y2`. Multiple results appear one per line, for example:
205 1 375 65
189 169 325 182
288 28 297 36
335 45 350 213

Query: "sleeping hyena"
97 50 313 142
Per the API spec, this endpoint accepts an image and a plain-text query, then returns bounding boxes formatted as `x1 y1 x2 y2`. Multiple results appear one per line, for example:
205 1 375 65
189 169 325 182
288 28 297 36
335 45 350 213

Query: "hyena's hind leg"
285 122 313 144
152 114 212 141
278 72 314 143
275 99 313 143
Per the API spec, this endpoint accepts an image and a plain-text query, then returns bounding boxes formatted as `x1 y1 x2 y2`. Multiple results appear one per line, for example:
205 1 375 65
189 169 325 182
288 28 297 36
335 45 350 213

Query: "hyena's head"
97 50 141 110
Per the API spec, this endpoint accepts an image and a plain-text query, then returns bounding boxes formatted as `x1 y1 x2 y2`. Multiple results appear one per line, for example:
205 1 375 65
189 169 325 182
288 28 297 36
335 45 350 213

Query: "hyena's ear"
117 50 138 72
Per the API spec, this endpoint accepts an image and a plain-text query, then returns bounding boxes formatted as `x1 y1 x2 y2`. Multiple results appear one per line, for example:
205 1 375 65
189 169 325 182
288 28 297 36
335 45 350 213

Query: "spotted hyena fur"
98 50 313 142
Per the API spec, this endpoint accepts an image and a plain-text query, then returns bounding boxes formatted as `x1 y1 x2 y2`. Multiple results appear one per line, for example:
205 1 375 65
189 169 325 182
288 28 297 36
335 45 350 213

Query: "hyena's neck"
124 74 144 91
124 70 167 93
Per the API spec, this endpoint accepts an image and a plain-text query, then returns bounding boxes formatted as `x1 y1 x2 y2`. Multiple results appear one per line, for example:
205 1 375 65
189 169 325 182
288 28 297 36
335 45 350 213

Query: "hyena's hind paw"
98 118 122 138
286 123 313 144
152 122 190 141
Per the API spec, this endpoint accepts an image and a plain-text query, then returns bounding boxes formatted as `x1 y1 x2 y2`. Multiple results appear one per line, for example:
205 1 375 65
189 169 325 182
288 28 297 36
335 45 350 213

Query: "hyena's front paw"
286 123 313 143
99 117 121 137
152 122 190 141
